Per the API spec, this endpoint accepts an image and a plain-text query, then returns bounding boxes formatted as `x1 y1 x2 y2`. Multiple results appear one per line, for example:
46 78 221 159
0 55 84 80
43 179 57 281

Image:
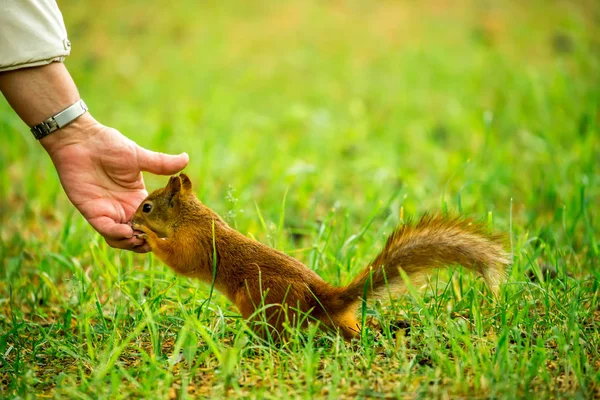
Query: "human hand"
41 114 188 252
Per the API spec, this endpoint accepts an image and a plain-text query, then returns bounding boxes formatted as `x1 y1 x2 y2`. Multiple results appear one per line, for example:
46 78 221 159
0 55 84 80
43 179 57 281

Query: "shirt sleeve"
0 0 70 72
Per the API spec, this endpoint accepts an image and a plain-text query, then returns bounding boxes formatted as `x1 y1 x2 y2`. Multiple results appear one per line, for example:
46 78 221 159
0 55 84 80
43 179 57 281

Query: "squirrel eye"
142 203 152 213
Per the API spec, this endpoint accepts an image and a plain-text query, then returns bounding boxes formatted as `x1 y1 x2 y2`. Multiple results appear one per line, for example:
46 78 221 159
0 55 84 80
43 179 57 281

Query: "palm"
48 125 187 251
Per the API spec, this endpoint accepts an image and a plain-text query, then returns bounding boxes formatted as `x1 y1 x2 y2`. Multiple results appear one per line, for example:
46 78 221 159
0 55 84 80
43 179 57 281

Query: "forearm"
0 62 80 126
0 58 187 253
0 62 98 154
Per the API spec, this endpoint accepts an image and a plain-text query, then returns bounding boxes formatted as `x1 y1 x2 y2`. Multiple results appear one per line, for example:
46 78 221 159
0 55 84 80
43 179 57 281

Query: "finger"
129 242 151 253
89 217 134 241
134 243 151 253
136 147 189 175
105 236 148 252
105 236 144 249
104 238 130 250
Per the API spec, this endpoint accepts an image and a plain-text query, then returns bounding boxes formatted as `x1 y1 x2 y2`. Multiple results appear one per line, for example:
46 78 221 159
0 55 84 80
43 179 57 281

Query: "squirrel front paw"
132 223 153 239
135 233 149 241
133 222 147 232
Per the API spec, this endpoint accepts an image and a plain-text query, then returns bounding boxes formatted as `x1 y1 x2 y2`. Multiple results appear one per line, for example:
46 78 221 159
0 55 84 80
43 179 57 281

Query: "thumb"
136 147 189 175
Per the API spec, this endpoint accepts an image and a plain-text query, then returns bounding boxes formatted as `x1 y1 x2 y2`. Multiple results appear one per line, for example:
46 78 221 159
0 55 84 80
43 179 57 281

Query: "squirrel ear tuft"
179 173 193 191
167 175 182 194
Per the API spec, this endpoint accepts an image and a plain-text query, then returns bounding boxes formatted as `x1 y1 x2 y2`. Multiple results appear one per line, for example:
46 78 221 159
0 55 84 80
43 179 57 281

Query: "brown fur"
132 174 510 341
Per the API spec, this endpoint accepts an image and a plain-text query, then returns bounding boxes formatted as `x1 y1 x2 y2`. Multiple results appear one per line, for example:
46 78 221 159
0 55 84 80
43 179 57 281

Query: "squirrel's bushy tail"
332 215 511 309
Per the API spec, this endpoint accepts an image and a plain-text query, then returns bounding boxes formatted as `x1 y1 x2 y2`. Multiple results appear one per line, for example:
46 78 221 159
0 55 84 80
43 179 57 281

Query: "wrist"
40 112 102 156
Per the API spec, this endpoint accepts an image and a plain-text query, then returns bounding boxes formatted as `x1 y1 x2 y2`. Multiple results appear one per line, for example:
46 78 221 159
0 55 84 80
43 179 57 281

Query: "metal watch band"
30 99 88 140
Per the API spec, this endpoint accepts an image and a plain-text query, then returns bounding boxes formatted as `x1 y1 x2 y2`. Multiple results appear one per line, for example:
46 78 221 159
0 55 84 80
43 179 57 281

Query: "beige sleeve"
0 0 71 72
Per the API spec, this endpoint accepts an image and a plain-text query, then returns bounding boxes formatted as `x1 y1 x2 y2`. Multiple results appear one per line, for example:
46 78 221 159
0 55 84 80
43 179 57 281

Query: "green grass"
1 0 599 398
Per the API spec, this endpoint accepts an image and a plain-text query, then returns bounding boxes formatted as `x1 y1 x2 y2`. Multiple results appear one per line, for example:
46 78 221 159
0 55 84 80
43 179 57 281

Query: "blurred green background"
2 0 598 236
1 0 599 398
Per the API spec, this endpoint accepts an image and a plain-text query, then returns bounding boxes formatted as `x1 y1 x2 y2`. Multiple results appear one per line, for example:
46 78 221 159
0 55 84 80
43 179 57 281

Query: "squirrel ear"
179 173 192 191
166 175 182 194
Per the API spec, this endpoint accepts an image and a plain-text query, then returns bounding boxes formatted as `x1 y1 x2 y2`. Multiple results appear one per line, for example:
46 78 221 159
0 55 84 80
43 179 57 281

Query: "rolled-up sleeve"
0 0 70 72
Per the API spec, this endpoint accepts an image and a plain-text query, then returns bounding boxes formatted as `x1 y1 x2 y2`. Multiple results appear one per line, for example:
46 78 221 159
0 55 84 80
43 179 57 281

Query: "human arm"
0 62 189 252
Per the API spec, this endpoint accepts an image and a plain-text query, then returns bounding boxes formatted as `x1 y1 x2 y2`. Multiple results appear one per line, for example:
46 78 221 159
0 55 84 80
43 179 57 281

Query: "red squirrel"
132 174 510 340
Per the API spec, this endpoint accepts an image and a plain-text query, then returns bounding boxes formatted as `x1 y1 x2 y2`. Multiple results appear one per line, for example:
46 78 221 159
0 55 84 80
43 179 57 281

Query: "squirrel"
132 173 510 340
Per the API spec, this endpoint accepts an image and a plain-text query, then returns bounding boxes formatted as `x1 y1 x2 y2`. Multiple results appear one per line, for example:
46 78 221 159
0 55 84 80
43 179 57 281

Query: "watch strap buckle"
31 119 59 140
30 99 88 140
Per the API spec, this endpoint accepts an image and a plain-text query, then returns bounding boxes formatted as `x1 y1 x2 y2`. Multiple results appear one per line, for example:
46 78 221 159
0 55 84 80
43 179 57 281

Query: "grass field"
1 0 599 398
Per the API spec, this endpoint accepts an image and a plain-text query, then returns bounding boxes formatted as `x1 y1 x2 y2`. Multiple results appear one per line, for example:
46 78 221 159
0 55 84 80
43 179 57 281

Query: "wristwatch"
30 99 88 140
